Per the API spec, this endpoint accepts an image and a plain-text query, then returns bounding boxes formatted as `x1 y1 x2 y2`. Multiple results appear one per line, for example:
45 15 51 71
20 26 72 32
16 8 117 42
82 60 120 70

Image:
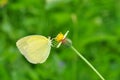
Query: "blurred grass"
0 0 120 80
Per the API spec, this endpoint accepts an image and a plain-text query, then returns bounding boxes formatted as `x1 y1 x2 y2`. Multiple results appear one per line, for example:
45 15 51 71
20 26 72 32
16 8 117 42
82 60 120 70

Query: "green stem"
71 46 105 80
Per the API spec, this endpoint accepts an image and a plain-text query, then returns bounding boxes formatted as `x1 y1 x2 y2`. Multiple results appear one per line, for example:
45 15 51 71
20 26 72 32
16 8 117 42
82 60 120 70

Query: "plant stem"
71 46 105 80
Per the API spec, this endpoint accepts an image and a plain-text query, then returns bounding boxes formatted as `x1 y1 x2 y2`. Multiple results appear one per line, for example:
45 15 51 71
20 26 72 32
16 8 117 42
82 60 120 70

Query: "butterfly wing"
16 35 51 64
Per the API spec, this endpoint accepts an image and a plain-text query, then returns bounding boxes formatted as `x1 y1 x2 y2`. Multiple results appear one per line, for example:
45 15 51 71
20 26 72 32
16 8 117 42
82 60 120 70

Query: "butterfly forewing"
16 35 51 64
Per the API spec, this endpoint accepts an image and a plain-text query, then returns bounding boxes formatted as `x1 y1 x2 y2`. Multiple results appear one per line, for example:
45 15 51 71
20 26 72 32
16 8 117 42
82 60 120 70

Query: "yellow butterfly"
16 31 69 64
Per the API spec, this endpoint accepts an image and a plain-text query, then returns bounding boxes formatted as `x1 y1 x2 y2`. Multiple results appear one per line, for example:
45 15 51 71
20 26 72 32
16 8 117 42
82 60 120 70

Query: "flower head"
55 32 64 42
55 31 69 48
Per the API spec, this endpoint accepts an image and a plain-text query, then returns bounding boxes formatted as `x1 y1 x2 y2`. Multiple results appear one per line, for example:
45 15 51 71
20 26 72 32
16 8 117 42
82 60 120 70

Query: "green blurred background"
0 0 120 80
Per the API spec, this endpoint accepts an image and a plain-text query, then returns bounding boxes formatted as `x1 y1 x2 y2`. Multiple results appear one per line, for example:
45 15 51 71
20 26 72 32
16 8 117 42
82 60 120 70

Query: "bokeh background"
0 0 120 80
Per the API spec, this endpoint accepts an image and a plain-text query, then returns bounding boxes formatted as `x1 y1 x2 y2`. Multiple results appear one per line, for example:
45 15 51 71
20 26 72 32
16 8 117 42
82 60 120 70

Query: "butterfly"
16 31 69 64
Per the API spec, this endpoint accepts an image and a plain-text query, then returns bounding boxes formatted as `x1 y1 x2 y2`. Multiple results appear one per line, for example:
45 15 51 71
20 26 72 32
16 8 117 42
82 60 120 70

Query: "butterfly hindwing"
16 35 51 64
